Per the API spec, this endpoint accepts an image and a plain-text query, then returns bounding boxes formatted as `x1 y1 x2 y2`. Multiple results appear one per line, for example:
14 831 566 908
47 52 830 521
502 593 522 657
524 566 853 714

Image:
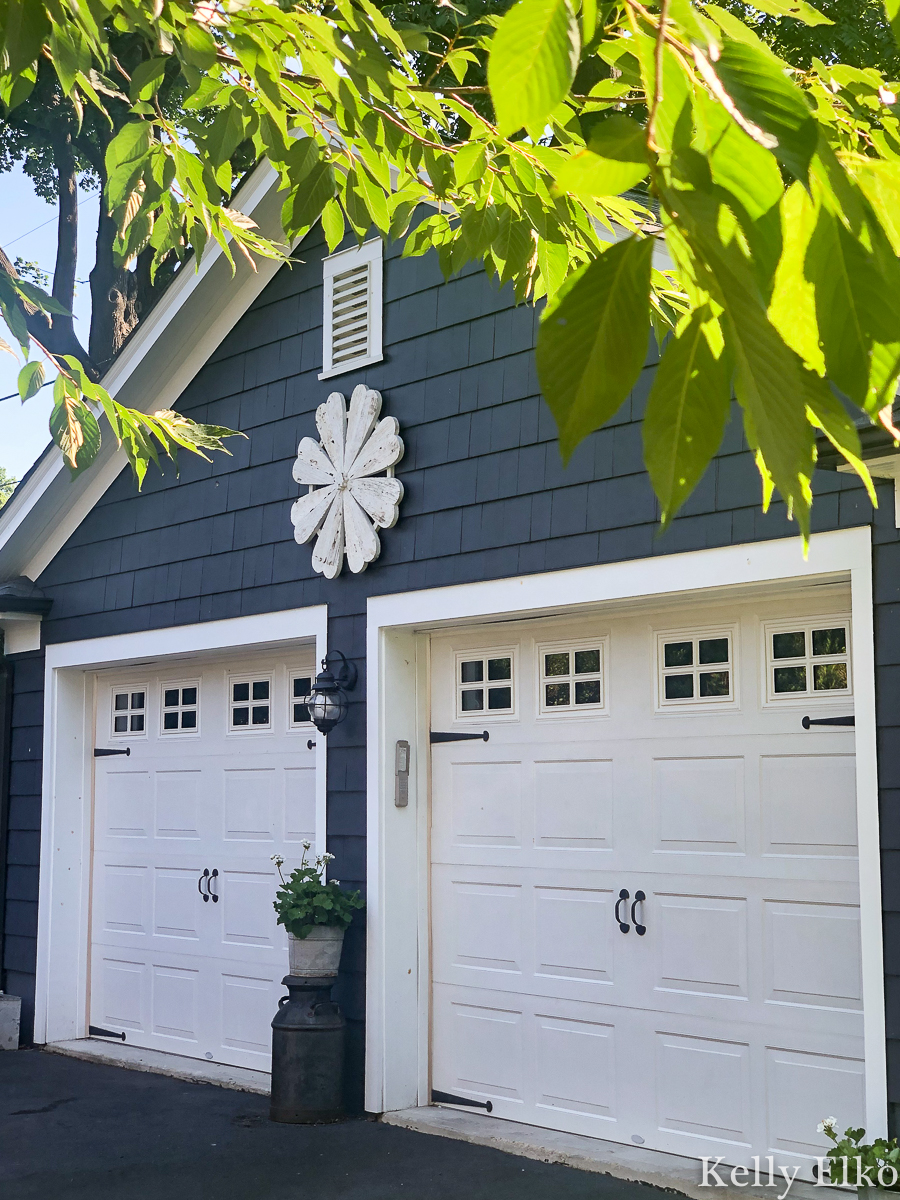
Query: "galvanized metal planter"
287 927 344 976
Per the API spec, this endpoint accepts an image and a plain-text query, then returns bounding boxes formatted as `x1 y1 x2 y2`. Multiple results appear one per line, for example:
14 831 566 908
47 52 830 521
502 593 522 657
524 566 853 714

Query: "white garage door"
90 651 317 1071
430 591 864 1175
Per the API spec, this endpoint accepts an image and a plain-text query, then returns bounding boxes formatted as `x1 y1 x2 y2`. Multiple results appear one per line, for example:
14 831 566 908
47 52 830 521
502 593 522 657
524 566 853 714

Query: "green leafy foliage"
272 847 365 940
2 0 900 538
819 1119 900 1189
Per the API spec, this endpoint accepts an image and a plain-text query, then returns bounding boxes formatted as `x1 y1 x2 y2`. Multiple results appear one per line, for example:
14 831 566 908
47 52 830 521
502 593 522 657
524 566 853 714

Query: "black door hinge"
802 715 855 729
430 731 489 744
432 1090 493 1112
89 1025 126 1040
94 747 131 757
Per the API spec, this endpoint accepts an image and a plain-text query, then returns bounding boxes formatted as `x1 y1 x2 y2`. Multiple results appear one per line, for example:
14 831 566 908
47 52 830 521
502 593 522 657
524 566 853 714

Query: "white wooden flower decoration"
291 386 404 579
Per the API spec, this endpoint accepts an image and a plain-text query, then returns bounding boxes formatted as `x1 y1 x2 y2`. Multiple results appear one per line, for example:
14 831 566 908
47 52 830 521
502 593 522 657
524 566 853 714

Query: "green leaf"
887 0 900 48
750 0 832 23
2 0 49 77
707 39 817 183
553 113 649 199
768 182 824 375
806 207 900 407
282 161 335 237
643 309 732 527
536 235 653 458
488 0 581 137
204 103 246 168
50 380 101 476
105 121 151 211
454 143 488 189
17 360 44 402
806 389 876 505
129 57 168 101
285 136 320 186
321 198 345 252
692 90 783 221
180 19 218 71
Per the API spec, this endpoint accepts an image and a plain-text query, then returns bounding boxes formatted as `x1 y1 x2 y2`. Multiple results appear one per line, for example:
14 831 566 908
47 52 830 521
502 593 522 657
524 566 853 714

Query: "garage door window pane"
814 662 848 691
665 642 693 667
112 687 147 737
699 671 729 697
574 649 600 674
774 666 807 693
574 679 601 704
773 632 805 659
544 653 569 677
545 682 570 706
292 677 312 726
665 674 694 699
812 628 846 656
699 639 728 665
457 650 515 717
230 678 272 731
162 682 199 734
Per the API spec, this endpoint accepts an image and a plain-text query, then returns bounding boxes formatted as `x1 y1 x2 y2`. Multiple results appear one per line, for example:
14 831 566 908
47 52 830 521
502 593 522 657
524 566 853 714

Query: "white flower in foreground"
291 386 404 579
302 840 311 850
818 1117 838 1133
270 854 284 865
880 86 897 105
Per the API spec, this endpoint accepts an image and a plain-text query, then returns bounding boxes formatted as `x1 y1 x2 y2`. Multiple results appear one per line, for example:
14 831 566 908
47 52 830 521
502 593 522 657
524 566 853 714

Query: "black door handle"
208 868 219 902
615 889 630 933
630 891 646 936
198 868 210 902
802 715 854 729
94 747 131 757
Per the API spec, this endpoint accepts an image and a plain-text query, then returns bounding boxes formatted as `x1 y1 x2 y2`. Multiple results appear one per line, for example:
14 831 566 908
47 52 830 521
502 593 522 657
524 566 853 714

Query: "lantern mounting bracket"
322 649 358 692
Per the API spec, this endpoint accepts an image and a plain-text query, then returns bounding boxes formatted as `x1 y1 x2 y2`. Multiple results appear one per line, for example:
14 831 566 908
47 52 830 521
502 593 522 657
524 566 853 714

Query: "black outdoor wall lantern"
304 651 358 734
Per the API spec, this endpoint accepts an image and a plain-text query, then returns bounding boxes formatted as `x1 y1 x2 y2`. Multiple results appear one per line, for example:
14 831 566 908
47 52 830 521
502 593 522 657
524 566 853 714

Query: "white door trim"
33 605 329 1046
364 527 887 1139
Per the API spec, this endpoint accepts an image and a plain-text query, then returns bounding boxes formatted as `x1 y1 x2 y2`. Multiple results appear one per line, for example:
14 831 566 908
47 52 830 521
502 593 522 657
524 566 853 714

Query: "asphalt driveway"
0 1048 669 1200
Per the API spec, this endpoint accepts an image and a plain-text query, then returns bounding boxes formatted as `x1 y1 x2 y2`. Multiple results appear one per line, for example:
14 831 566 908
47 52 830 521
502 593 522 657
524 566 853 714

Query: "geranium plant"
271 844 364 940
820 1117 900 1189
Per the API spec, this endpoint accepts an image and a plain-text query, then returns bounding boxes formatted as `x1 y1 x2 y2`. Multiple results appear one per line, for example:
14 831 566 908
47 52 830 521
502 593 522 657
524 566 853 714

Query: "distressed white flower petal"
348 476 404 529
316 391 347 473
343 489 381 574
291 484 338 544
344 385 382 470
311 491 345 579
348 416 403 478
293 437 338 486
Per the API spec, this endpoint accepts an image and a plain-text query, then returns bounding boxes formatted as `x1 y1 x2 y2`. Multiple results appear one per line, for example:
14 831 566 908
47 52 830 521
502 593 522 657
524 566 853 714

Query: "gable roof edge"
0 159 297 584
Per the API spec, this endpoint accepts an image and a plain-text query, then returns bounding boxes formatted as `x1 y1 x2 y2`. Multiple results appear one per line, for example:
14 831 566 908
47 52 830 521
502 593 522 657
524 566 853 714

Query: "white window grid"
290 675 313 728
228 674 273 732
537 638 608 716
455 648 516 720
160 681 200 735
656 627 736 709
763 616 852 704
319 239 383 380
111 685 148 737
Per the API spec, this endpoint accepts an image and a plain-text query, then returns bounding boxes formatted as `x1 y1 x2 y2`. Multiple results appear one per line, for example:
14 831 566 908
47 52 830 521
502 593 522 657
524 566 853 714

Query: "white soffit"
0 159 290 583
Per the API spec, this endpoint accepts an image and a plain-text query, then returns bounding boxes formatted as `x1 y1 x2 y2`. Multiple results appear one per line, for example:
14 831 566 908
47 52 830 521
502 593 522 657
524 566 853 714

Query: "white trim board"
33 604 328 1047
363 527 887 1143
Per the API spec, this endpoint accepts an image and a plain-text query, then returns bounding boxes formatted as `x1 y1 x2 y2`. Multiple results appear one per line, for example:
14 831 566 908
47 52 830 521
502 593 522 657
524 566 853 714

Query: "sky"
1 164 101 483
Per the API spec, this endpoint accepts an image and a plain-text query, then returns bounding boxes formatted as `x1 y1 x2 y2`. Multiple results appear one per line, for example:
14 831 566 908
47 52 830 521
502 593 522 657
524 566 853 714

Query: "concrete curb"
43 1039 271 1095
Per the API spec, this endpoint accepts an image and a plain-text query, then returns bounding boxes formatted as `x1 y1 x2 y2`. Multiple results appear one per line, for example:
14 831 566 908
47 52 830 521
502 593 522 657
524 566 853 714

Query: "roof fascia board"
0 160 289 582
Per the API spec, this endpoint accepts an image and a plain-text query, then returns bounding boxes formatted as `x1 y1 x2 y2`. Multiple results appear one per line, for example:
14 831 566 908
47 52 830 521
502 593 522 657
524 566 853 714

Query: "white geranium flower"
818 1117 838 1133
291 386 404 579
302 840 311 850
270 854 284 865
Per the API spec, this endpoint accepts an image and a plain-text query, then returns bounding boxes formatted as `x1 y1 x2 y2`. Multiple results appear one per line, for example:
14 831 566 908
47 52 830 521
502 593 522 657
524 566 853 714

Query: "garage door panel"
765 1046 864 1160
761 755 858 856
153 866 202 940
430 601 862 1167
653 758 745 855
155 771 202 839
764 900 862 1009
654 893 749 999
535 886 614 983
100 769 151 839
91 655 316 1071
534 760 613 849
655 1031 752 1147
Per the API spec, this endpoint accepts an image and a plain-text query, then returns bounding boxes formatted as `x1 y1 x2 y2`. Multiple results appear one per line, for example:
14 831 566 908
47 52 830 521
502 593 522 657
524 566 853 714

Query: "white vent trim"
320 238 383 379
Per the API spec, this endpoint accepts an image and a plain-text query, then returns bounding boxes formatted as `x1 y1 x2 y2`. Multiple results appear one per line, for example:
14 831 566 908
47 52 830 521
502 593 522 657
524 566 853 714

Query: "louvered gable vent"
320 239 383 379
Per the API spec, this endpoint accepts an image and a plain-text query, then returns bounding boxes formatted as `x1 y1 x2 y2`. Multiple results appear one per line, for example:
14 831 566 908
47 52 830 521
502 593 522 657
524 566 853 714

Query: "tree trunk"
51 132 78 346
88 203 142 375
